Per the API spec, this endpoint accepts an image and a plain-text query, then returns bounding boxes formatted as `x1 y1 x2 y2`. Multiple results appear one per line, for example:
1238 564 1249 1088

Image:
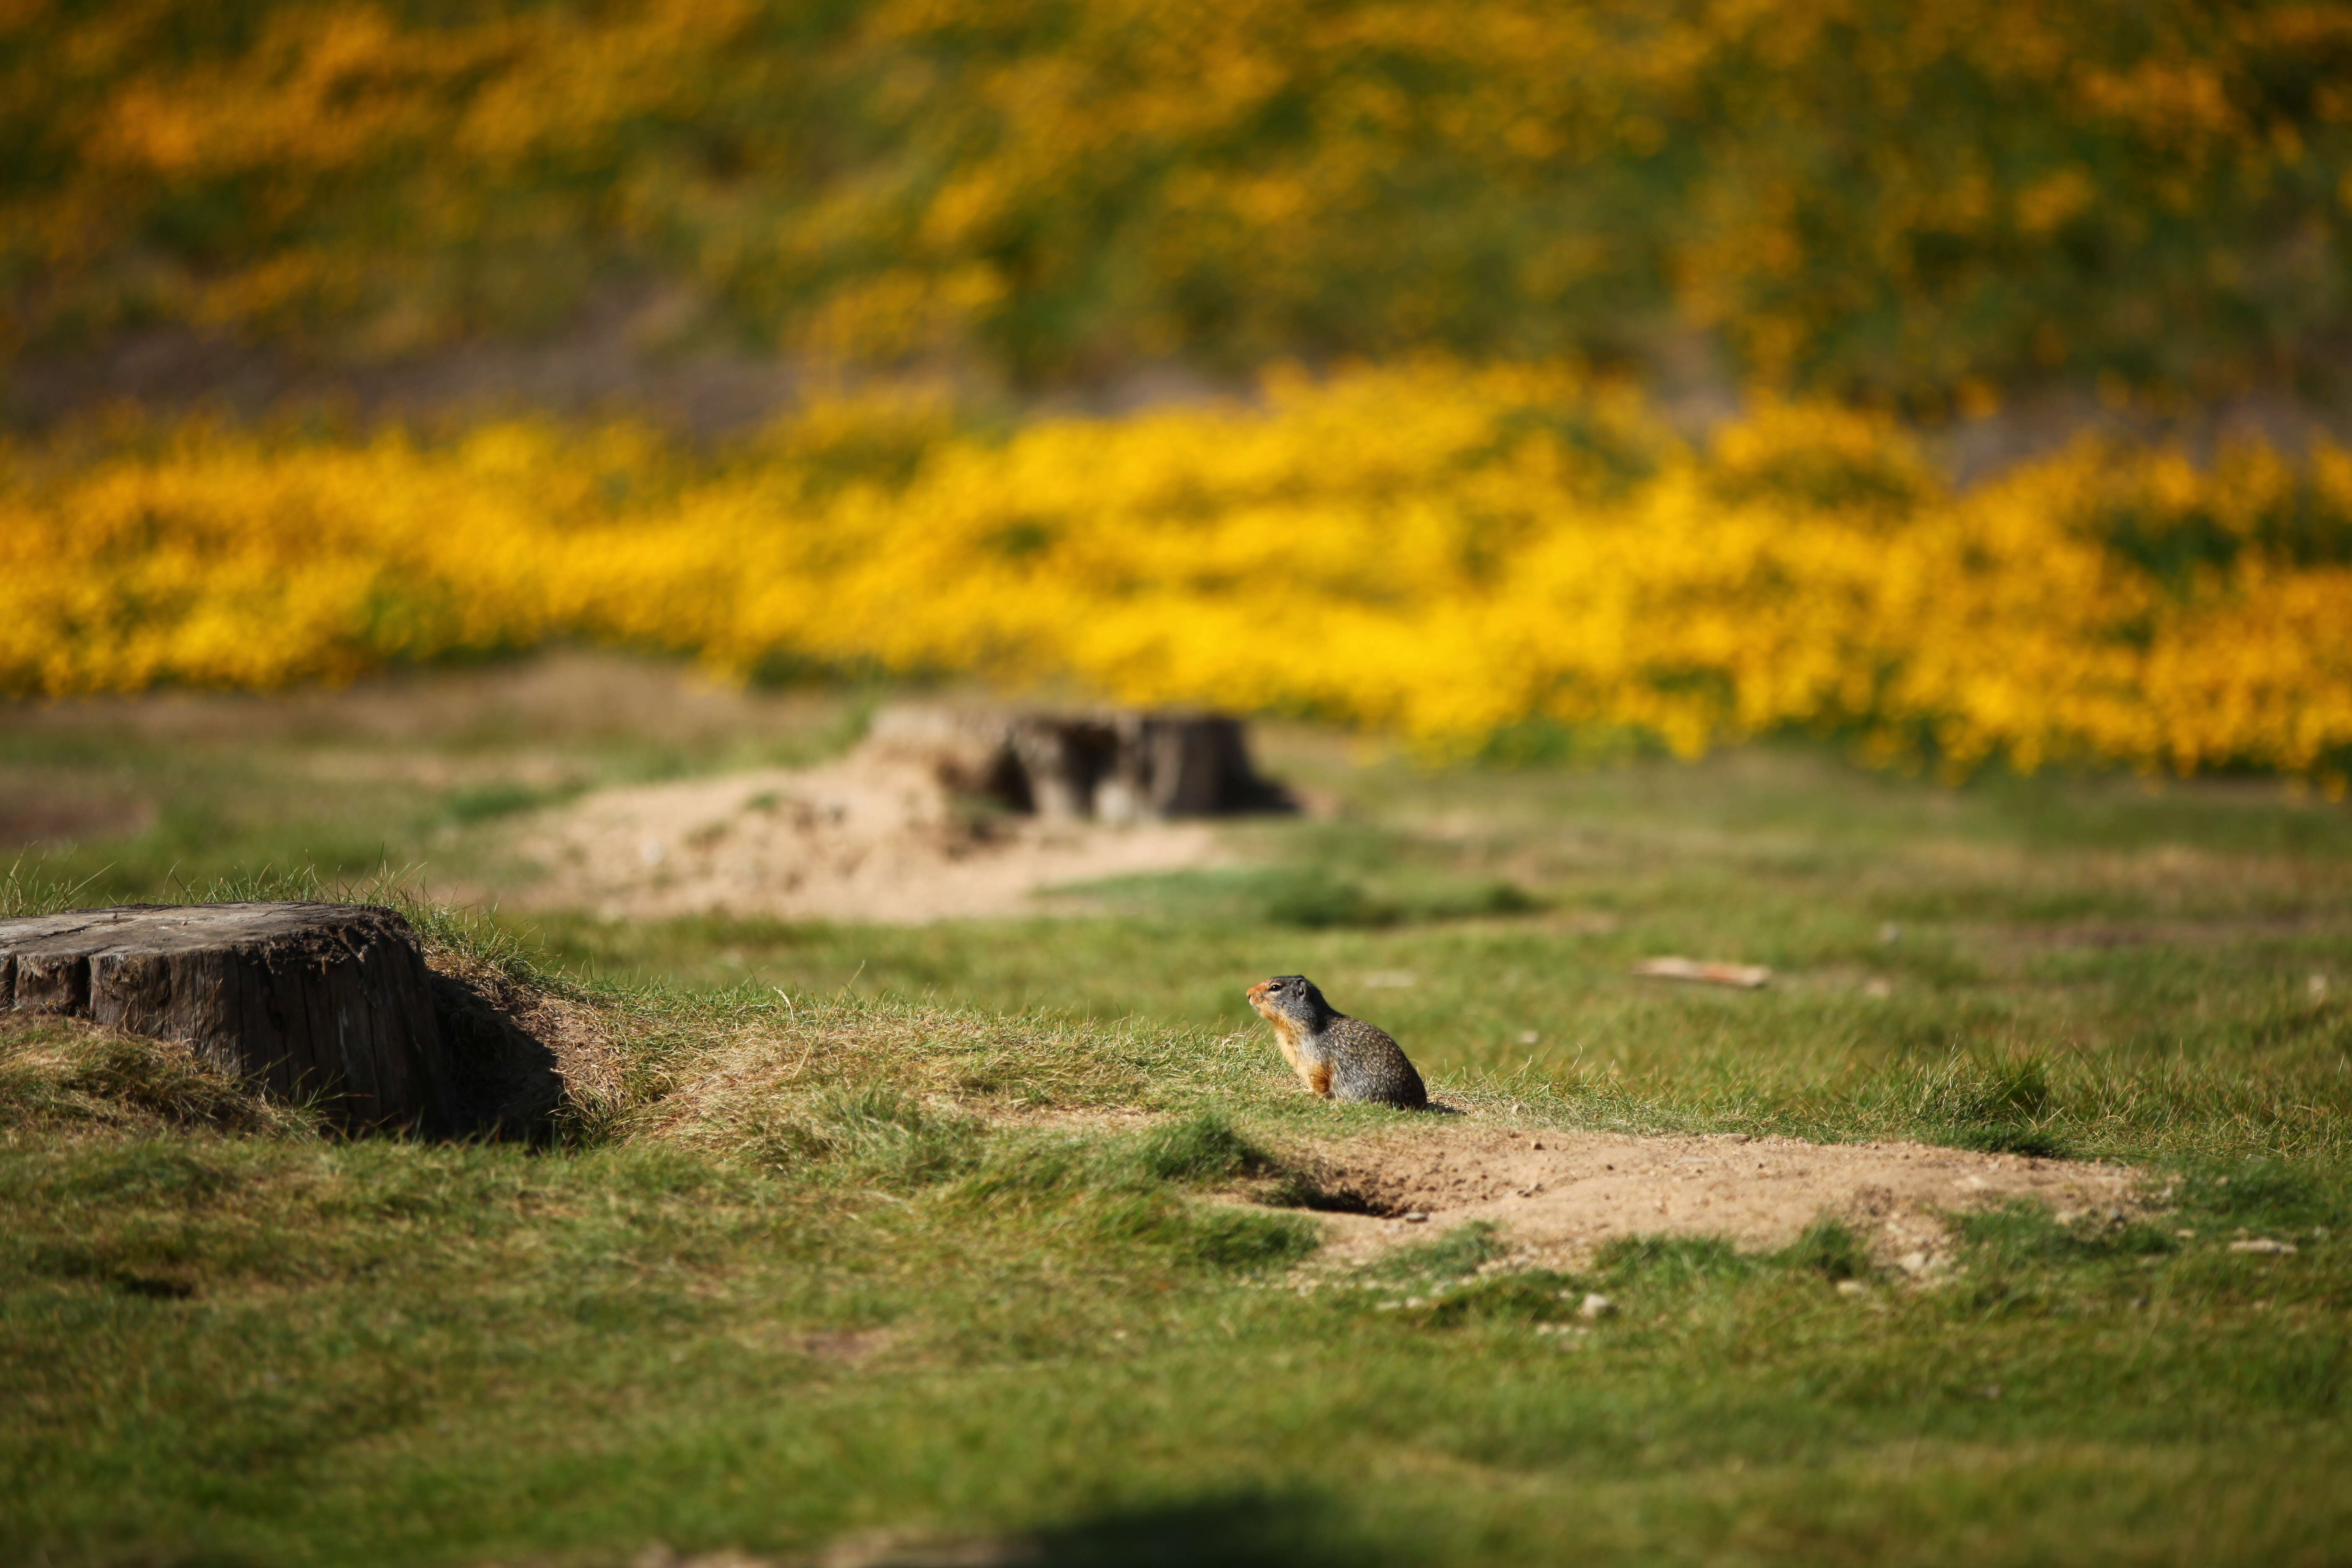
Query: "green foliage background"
6 0 2350 404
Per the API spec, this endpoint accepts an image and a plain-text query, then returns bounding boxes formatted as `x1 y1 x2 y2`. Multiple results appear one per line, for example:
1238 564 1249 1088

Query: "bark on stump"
866 703 1280 821
0 902 452 1131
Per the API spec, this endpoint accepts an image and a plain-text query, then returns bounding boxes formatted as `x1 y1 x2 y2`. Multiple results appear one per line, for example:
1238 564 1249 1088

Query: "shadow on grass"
1015 1491 1406 1568
1938 1122 2073 1160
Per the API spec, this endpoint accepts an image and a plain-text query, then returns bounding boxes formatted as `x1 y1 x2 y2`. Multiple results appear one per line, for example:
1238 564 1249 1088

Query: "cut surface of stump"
0 902 451 1131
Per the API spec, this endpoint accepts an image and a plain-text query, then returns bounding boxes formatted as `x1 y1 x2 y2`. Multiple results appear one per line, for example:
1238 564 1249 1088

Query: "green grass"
0 654 872 908
2 667 2349 1564
516 740 2352 1166
5 993 2346 1568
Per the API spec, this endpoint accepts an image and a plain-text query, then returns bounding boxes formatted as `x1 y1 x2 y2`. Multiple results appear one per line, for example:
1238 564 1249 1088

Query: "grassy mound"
0 1016 319 1144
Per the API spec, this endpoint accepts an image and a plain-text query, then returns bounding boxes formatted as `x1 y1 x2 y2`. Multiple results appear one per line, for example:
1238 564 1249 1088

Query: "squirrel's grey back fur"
1245 975 1427 1109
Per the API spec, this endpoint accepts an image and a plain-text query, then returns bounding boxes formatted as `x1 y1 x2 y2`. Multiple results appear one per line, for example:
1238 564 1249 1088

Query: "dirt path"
1287 1123 2141 1276
510 757 1226 923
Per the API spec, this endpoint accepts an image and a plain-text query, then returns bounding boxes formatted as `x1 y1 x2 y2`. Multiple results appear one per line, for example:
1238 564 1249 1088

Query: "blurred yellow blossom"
4 366 2349 785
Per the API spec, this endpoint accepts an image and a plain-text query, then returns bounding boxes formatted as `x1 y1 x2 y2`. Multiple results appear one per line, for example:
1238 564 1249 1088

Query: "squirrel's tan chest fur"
1270 1016 1333 1096
1248 982 1333 1096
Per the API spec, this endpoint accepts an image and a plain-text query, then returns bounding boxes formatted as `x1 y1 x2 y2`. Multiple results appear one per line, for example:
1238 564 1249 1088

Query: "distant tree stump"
865 703 1286 821
1110 711 1260 820
0 902 452 1131
1007 714 1121 820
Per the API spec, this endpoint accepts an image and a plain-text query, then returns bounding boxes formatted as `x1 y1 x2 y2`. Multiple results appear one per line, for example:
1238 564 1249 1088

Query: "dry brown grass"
615 995 1264 1166
0 1015 321 1143
418 939 636 1124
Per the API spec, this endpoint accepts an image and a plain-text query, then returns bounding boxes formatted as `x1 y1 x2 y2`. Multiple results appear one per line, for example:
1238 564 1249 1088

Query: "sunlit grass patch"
3 694 2351 1563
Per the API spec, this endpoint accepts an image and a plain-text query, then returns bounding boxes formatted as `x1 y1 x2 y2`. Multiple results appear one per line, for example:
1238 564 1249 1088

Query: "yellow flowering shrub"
5 366 2349 783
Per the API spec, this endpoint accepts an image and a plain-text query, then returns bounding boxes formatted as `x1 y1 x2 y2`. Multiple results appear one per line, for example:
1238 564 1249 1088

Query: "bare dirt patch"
1282 1123 2140 1275
508 756 1226 923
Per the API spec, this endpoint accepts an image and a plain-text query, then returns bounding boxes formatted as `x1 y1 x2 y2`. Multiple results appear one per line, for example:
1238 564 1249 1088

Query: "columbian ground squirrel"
1245 975 1428 1109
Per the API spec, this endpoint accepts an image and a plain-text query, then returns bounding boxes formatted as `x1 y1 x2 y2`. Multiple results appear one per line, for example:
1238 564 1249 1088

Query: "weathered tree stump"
1007 714 1121 820
0 902 452 1131
1110 710 1262 820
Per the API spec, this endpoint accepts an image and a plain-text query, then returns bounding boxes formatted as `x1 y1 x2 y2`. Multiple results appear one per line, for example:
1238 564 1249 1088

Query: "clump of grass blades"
951 1114 1282 1204
1135 1113 1282 1184
1774 1219 1876 1282
1084 1193 1320 1272
2174 1160 2343 1233
1798 1050 2078 1155
1418 1270 1590 1327
1593 1233 1751 1285
1952 1201 2178 1269
936 1115 1320 1272
1377 1220 1509 1281
0 858 114 921
736 1085 985 1190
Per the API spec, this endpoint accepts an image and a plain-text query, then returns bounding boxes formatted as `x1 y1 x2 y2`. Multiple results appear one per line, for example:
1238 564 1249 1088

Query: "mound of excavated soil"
1286 1124 2141 1276
510 758 1225 923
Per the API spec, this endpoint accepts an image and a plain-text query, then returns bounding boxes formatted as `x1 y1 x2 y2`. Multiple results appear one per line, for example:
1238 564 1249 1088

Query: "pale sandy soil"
1283 1121 2142 1275
978 1099 2138 1277
508 756 1227 923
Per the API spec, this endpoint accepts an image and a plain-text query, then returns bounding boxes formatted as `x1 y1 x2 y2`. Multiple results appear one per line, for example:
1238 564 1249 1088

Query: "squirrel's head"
1246 974 1336 1030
